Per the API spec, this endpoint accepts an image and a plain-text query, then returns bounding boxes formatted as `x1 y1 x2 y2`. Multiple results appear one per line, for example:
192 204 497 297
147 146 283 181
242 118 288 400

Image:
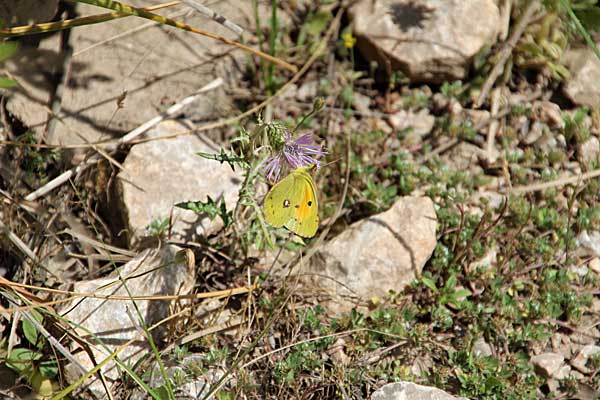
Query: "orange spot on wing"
294 186 312 220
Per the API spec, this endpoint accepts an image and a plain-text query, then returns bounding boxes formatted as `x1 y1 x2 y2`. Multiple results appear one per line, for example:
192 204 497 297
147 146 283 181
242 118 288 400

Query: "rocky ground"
0 0 599 399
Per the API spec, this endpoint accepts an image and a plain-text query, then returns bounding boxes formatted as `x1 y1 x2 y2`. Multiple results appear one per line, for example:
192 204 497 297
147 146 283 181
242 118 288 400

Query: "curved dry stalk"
74 0 296 72
238 329 365 371
0 1 179 37
0 276 257 313
1 0 294 73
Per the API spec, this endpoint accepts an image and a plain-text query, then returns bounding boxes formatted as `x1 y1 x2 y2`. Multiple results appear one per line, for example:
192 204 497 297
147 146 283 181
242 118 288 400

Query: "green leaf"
421 276 438 292
22 310 44 347
39 360 58 379
176 196 232 228
444 274 457 292
0 41 18 63
196 148 247 171
576 7 600 31
155 384 171 400
305 11 332 37
6 348 41 375
177 196 219 219
453 288 472 300
0 76 17 88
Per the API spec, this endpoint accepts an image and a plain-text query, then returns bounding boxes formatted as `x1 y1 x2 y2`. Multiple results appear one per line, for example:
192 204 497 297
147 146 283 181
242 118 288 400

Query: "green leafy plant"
176 196 233 229
0 39 18 88
4 311 58 395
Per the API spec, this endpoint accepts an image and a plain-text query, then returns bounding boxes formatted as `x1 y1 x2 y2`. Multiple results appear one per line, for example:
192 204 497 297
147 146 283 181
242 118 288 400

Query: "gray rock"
329 338 351 366
59 244 195 396
535 131 567 154
147 355 225 400
564 45 600 108
551 332 576 360
464 109 491 134
372 381 467 400
470 191 504 210
300 197 436 314
349 0 500 83
388 109 435 138
467 246 497 273
589 258 600 274
411 355 434 377
571 345 600 374
443 142 484 171
296 81 319 102
577 230 600 258
353 92 373 115
553 364 572 380
570 316 600 346
578 136 600 165
522 121 547 146
116 120 241 246
532 101 564 129
472 337 493 357
592 298 600 314
531 352 565 378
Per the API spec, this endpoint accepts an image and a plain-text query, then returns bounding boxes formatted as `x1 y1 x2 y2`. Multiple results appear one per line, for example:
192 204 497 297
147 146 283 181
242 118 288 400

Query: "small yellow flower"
342 32 356 49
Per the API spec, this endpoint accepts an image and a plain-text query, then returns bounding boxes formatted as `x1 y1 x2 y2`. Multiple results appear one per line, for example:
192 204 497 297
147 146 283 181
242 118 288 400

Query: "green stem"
268 0 278 93
559 0 600 62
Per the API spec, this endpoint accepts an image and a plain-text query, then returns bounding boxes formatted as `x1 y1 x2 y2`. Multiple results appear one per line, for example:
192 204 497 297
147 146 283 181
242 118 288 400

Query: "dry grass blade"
0 1 179 37
63 228 136 257
75 0 297 72
0 277 257 314
0 220 40 265
118 77 224 145
182 0 243 36
509 168 600 193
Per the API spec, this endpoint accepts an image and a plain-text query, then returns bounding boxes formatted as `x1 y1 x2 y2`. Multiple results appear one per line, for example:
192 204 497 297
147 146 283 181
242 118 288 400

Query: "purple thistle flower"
263 130 326 182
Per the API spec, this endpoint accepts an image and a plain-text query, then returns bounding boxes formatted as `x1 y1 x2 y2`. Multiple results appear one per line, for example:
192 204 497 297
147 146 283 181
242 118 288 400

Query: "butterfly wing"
264 172 298 228
283 168 319 238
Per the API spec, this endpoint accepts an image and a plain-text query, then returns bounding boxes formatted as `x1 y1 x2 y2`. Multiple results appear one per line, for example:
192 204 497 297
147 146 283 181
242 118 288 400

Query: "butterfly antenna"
321 158 341 168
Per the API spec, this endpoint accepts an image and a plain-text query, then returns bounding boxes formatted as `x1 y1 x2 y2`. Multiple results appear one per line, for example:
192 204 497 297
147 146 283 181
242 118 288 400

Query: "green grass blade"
559 0 600 61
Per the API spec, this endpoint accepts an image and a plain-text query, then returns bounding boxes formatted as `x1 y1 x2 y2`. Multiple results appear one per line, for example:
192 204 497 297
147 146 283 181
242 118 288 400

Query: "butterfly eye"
283 199 290 208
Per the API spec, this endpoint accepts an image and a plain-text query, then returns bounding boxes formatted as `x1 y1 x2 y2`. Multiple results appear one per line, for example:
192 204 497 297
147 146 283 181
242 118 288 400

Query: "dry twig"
474 1 539 108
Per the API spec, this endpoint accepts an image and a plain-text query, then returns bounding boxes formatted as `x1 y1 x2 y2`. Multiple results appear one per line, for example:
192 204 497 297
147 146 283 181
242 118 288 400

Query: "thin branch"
509 168 600 194
0 219 41 265
474 1 539 108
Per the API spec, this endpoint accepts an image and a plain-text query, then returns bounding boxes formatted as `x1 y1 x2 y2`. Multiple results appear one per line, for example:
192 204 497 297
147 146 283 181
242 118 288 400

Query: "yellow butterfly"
263 165 319 238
